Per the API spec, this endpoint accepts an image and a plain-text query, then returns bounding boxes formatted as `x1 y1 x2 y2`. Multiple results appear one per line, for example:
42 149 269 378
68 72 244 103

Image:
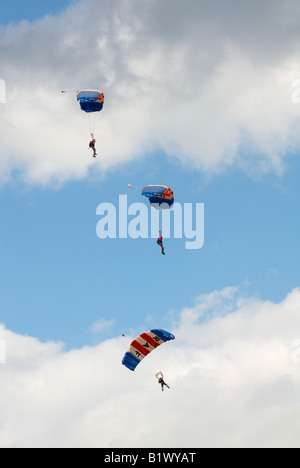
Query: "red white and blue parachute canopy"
142 185 174 209
122 329 175 371
76 89 104 113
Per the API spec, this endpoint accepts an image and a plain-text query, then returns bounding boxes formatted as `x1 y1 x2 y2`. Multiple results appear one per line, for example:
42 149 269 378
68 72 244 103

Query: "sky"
0 0 300 449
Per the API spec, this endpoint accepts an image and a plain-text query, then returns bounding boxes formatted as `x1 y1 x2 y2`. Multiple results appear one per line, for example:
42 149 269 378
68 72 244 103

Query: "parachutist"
89 134 97 157
156 372 170 391
157 234 165 255
76 90 104 158
158 377 170 391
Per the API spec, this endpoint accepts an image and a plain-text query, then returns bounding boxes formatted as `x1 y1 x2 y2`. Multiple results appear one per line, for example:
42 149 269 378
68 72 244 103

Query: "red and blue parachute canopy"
76 89 104 113
122 329 175 371
142 185 174 208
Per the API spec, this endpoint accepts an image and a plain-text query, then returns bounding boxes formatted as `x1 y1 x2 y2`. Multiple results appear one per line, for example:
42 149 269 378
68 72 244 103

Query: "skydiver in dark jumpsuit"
89 133 97 157
157 232 165 255
158 376 170 391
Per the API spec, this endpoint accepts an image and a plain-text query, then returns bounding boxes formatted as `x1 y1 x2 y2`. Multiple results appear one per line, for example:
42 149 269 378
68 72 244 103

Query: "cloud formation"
90 317 116 334
0 286 300 448
1 0 300 185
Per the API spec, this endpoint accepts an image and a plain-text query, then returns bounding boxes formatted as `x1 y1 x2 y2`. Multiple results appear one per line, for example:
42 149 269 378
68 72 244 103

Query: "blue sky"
1 148 299 349
1 0 300 448
0 0 72 26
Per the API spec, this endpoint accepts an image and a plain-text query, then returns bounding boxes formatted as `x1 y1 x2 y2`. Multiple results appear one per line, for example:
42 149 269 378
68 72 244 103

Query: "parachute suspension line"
88 113 96 136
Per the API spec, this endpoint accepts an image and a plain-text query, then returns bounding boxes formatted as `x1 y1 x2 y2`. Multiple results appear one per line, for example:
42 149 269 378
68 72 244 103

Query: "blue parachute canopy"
142 185 174 208
122 329 175 371
77 89 104 113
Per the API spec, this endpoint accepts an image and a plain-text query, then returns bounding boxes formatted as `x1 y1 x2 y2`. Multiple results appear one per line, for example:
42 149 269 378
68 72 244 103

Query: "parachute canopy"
142 185 174 209
77 89 104 113
122 329 175 371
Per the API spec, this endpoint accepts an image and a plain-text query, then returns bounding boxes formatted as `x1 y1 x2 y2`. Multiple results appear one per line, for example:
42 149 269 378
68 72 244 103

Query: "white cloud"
0 286 300 447
1 0 300 186
90 317 116 334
